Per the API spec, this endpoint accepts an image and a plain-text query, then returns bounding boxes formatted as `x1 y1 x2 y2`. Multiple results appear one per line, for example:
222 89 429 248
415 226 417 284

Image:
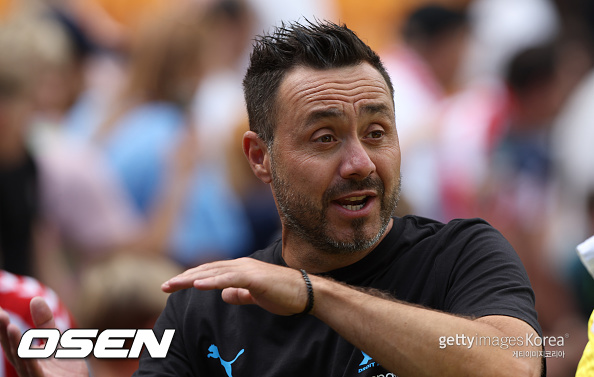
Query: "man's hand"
162 258 310 316
0 297 88 377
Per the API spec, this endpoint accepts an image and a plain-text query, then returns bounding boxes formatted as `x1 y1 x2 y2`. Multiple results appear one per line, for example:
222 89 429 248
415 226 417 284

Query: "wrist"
292 269 315 317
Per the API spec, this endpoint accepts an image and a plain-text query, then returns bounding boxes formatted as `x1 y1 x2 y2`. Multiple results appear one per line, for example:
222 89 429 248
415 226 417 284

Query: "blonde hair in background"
74 254 182 330
0 9 73 95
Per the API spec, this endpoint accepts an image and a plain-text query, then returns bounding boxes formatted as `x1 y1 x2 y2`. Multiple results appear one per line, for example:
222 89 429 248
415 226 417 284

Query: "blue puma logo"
207 344 244 377
359 351 373 366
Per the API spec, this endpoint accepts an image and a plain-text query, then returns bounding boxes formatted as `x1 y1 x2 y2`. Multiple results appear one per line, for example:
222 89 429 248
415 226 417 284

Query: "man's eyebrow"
303 104 392 128
304 108 345 127
359 103 392 117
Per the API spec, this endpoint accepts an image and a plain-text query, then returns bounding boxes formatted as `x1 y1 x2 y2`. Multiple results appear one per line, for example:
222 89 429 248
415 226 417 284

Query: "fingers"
0 309 17 367
7 323 30 376
30 297 55 329
161 262 210 292
0 309 25 374
2 298 63 377
161 258 252 293
221 288 256 306
0 305 46 377
0 308 12 352
161 258 311 316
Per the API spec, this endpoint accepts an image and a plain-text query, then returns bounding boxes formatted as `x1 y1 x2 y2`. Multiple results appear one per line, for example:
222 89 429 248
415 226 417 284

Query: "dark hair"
506 44 557 95
402 5 468 44
242 20 394 146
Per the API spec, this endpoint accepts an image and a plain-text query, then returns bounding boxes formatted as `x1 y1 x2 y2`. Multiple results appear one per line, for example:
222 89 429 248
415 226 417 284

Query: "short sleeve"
441 220 542 335
134 289 196 377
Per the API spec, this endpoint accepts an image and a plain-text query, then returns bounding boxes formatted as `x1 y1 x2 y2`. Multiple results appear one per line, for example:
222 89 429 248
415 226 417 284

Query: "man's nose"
338 139 376 180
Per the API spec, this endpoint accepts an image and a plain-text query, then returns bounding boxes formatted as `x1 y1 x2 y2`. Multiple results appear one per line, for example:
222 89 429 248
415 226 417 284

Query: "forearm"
310 276 541 377
162 258 542 376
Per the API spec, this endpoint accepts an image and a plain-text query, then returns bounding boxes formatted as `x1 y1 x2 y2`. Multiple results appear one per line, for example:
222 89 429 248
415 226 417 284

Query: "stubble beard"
270 153 401 255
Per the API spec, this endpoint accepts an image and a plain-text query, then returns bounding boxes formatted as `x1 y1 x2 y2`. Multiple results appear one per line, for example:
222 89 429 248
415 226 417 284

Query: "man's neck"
280 219 393 273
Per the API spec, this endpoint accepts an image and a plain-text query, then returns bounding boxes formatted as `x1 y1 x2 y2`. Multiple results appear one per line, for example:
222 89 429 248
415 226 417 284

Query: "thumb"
30 297 55 329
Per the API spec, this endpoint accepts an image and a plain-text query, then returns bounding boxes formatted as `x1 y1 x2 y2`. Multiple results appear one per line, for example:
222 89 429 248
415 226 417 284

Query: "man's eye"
367 130 384 139
317 135 335 143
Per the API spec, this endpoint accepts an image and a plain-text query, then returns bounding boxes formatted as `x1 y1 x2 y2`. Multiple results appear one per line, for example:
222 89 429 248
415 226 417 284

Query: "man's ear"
242 131 272 184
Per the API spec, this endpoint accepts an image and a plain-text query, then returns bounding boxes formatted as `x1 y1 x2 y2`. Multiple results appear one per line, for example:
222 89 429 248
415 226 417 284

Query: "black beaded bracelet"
294 269 314 317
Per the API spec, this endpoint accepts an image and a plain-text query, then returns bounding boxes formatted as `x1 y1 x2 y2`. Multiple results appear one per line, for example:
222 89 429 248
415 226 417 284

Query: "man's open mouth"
335 195 370 211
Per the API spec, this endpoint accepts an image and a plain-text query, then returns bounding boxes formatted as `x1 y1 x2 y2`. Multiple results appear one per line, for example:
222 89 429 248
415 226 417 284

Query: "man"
1 20 542 377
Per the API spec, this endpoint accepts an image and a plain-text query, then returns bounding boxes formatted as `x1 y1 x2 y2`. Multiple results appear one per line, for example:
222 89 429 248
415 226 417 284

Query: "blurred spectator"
0 269 75 377
382 4 470 218
191 0 281 252
66 1 254 267
461 0 560 83
438 41 590 376
0 12 142 307
192 0 257 159
569 192 594 321
0 15 39 276
551 70 594 263
28 12 92 128
411 2 594 372
437 2 590 223
73 254 181 377
442 42 575 225
551 67 594 377
334 0 470 53
546 0 594 275
487 44 569 225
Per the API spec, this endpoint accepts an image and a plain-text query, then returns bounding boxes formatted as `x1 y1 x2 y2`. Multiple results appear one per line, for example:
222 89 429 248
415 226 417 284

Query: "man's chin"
321 220 388 255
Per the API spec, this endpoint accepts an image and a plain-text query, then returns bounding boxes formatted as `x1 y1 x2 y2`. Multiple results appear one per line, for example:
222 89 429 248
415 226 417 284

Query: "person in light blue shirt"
64 2 254 266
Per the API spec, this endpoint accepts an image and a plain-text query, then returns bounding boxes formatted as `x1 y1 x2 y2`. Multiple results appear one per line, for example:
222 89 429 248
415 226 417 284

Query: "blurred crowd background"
0 0 593 376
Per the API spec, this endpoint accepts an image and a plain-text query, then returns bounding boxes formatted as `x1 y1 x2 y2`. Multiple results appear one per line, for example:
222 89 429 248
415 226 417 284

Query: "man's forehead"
281 63 390 90
278 63 393 110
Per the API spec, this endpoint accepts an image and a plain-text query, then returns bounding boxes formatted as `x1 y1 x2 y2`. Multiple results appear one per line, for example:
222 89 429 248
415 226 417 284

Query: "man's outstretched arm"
308 275 542 377
162 257 542 377
0 297 88 377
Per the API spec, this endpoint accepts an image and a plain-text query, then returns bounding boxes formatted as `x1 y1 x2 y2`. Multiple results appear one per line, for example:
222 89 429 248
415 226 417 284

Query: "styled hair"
242 20 394 146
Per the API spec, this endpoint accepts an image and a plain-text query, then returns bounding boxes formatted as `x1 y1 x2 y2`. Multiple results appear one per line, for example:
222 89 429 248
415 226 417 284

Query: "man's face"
269 63 401 254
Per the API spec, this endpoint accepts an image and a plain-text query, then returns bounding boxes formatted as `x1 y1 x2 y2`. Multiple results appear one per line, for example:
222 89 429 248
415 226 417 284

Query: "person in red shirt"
0 270 75 377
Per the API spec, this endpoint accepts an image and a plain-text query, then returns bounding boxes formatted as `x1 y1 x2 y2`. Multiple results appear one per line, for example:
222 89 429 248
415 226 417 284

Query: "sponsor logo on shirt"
359 351 378 373
359 351 373 366
207 344 244 377
358 351 399 377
